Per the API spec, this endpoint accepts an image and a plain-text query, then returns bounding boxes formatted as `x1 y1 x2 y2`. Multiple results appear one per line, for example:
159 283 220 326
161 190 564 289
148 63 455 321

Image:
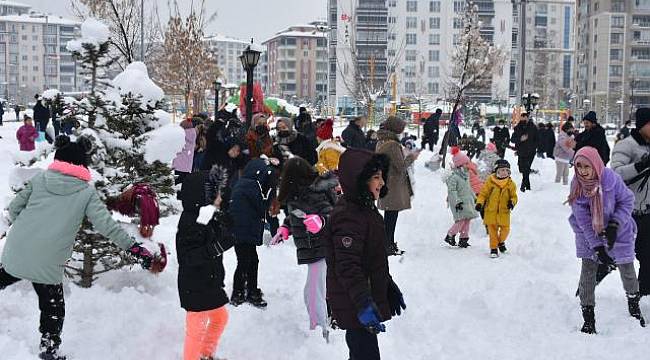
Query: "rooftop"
0 14 80 26
263 22 327 44
204 34 264 51
0 1 30 8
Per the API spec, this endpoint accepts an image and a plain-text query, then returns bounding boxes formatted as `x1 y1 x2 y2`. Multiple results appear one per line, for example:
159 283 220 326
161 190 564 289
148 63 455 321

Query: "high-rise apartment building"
204 34 264 87
575 0 650 124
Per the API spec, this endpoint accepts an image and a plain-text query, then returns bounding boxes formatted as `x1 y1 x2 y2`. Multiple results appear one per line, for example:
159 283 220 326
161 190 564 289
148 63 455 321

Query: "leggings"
578 259 639 307
184 306 229 360
304 259 328 331
555 161 570 185
448 219 471 238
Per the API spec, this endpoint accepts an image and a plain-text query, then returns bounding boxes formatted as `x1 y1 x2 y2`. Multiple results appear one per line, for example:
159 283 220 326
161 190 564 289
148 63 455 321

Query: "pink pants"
448 219 471 238
184 306 228 360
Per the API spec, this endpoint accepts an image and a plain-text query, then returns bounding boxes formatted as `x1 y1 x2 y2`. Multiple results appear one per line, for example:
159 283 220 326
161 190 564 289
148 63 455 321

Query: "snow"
66 18 109 52
143 123 185 164
111 62 164 108
0 14 79 26
41 89 60 101
0 123 648 359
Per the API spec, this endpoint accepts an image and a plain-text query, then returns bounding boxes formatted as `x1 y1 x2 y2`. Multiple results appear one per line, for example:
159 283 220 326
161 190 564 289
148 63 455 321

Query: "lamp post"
521 93 539 114
239 41 261 128
213 80 221 119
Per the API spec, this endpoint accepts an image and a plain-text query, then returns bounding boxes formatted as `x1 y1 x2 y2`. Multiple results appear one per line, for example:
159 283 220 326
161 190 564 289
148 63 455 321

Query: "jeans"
233 244 259 293
345 328 380 360
578 259 639 306
384 210 399 248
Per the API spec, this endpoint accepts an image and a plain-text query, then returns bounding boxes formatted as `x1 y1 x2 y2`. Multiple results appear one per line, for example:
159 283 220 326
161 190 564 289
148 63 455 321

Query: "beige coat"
376 130 414 211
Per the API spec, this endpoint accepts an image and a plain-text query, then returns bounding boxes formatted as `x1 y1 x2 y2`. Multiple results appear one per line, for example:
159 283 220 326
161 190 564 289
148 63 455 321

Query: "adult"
376 116 420 255
275 117 317 165
493 119 510 159
422 109 441 151
295 106 309 132
511 112 539 192
342 116 368 149
366 129 379 151
574 111 611 165
201 116 246 177
0 101 4 126
611 107 650 297
296 107 318 151
33 96 52 144
536 123 548 158
544 122 556 159
472 118 486 143
553 122 576 185
245 113 278 160
618 120 632 141
50 97 62 138
14 104 20 122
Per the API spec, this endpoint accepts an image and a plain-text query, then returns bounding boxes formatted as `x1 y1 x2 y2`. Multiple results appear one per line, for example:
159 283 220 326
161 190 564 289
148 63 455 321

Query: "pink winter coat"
467 161 483 195
172 127 197 173
16 124 38 151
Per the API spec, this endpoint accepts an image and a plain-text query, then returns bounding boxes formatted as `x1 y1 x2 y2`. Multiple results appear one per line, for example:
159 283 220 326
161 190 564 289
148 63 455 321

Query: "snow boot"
627 293 646 327
580 306 597 334
490 249 499 258
246 288 268 308
444 234 457 246
230 289 246 306
387 242 404 256
458 237 470 248
39 334 66 360
498 242 508 254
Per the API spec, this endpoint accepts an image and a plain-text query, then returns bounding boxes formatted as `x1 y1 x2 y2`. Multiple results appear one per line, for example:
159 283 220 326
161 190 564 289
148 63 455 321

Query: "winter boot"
627 293 646 327
387 242 404 256
444 234 457 246
498 242 508 254
458 237 470 248
230 289 246 306
580 306 596 334
39 334 66 360
490 249 499 258
246 288 268 308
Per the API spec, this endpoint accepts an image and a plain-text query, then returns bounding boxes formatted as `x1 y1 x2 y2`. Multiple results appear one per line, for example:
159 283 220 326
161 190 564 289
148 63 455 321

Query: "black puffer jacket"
575 124 611 165
176 171 231 312
283 173 338 265
511 121 539 158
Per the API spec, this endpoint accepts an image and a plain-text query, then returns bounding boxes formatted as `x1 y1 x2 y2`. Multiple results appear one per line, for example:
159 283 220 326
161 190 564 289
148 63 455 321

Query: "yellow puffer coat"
475 174 518 226
316 139 346 175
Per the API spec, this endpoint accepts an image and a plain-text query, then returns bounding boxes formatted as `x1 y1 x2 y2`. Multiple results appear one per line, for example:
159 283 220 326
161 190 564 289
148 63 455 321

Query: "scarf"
567 147 605 234
276 130 298 145
490 174 509 189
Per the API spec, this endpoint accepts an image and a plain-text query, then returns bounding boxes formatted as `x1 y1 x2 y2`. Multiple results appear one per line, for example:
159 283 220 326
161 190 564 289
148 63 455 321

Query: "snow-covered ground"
0 122 647 359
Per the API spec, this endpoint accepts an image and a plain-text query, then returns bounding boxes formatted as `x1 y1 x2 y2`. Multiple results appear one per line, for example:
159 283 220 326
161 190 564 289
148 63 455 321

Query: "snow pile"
110 62 164 108
41 89 60 101
144 123 185 164
66 18 110 52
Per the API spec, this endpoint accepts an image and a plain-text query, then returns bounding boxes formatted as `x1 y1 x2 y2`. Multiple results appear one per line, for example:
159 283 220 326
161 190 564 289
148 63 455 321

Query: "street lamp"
213 79 221 119
521 93 539 114
239 41 261 128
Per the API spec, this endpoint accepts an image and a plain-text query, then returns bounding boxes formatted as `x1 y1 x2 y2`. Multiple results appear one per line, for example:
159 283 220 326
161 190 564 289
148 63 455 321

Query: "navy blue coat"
229 159 275 246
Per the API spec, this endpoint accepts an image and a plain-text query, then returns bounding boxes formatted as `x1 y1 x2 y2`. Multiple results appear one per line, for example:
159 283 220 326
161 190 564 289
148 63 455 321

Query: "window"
406 33 417 45
388 0 397 7
21 55 27 61
632 15 650 27
611 16 625 28
428 83 439 93
407 1 417 12
453 18 463 29
609 65 623 76
428 66 440 77
454 1 465 13
610 49 623 60
404 65 416 78
429 34 440 45
429 17 440 29
33 66 38 71
428 50 439 61
453 34 461 45
611 33 623 44
632 48 650 60
406 17 417 29
405 50 417 62
430 1 441 12
389 16 396 24
612 1 625 11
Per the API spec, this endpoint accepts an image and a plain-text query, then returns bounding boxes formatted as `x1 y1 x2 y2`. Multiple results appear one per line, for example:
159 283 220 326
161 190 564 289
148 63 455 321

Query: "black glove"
387 278 406 317
635 154 650 173
507 200 515 210
603 221 619 250
455 202 464 211
594 246 615 267
475 203 483 212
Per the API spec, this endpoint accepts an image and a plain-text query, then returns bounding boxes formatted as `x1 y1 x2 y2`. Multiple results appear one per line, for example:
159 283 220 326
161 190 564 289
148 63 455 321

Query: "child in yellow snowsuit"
475 159 518 258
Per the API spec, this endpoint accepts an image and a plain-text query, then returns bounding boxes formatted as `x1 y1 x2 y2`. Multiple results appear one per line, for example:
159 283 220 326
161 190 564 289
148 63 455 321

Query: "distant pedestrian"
16 116 38 151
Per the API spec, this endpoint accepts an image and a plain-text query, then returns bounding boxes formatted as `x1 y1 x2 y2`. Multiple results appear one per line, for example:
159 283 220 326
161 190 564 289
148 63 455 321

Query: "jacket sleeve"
611 141 639 182
84 191 135 250
15 128 22 141
8 180 33 222
331 213 371 311
571 201 603 250
611 175 635 226
509 180 518 207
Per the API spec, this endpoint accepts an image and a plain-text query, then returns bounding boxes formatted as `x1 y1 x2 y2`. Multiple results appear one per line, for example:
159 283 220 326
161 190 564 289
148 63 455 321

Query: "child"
229 158 277 308
325 148 406 359
568 146 645 334
315 118 346 175
272 157 338 340
0 135 161 360
177 166 231 360
477 142 501 182
475 159 518 258
553 122 575 185
16 115 38 151
444 147 479 248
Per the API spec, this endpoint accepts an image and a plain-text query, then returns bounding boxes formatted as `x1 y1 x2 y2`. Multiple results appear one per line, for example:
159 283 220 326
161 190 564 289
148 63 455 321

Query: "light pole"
239 41 261 129
140 0 145 62
213 80 221 119
316 24 330 120
521 93 539 115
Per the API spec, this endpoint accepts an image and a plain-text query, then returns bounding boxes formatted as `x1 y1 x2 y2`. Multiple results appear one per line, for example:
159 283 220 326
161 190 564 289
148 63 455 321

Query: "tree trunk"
80 237 95 288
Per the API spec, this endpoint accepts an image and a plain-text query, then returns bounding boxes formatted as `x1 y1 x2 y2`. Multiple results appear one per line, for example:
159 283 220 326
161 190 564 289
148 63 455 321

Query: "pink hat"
451 146 470 168
486 142 497 152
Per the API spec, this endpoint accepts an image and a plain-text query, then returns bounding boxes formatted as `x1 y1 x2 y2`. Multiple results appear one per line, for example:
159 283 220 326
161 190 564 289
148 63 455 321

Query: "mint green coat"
445 167 479 222
2 170 135 285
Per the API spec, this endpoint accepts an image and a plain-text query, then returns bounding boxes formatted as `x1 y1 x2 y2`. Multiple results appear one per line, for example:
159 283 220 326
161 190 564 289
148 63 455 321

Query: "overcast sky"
16 0 327 42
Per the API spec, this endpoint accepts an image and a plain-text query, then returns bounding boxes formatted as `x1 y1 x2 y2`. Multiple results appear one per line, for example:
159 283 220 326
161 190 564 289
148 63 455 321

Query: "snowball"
42 89 61 100
110 62 164 108
143 123 185 164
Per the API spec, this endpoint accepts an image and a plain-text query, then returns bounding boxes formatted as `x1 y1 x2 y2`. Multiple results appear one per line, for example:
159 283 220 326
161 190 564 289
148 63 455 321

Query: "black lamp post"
521 93 540 114
213 80 221 119
239 41 261 128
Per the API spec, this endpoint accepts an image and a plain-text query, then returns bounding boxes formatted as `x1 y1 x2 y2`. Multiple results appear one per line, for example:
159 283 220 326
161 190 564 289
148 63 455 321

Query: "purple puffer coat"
172 127 197 173
569 168 637 264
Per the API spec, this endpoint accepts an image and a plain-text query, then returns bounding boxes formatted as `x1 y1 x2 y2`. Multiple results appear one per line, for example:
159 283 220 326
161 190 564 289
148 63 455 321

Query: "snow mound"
67 18 109 53
41 89 60 100
144 123 185 164
111 62 164 108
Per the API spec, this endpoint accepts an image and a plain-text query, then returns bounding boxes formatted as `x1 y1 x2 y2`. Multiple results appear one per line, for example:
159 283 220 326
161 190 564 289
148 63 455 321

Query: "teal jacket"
2 169 135 285
446 167 479 222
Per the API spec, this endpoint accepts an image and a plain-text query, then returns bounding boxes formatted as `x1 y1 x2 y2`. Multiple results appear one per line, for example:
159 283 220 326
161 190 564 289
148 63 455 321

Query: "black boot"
39 334 66 360
386 242 404 256
458 237 470 248
247 288 268 308
580 306 596 334
230 289 246 306
627 293 646 327
498 242 508 253
490 249 499 258
444 234 456 246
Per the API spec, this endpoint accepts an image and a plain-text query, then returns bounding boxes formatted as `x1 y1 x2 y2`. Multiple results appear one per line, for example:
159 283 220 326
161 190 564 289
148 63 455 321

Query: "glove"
603 221 618 250
387 279 406 317
128 242 167 273
507 200 515 210
270 226 290 245
634 154 650 173
594 246 615 268
455 202 464 211
475 203 483 212
357 301 386 334
303 214 323 234
196 205 217 225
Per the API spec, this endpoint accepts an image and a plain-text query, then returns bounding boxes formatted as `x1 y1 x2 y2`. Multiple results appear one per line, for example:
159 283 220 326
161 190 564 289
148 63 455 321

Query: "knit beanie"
493 159 511 172
636 107 650 130
486 142 497 152
384 116 406 134
582 111 598 124
451 146 470 168
316 118 334 140
54 135 92 167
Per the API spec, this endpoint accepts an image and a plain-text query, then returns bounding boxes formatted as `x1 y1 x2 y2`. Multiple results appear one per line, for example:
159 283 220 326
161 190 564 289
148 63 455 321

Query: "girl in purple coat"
568 146 645 334
16 116 38 151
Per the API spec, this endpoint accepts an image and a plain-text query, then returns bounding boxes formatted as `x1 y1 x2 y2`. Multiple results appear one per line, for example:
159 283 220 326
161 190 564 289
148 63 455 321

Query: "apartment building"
204 34 264 88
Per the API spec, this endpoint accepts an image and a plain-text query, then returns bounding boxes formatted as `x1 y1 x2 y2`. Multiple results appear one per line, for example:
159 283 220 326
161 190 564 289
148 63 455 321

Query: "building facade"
575 0 650 125
0 13 81 104
0 1 30 16
204 34 264 89
263 22 328 104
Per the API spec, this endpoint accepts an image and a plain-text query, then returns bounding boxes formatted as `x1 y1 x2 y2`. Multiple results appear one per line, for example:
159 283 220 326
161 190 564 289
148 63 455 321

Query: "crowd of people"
2 100 650 359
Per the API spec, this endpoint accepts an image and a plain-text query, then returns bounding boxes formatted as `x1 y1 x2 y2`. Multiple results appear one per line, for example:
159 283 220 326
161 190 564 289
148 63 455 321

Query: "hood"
242 158 274 187
376 129 399 142
338 148 389 203
316 139 346 153
44 170 90 196
310 172 339 192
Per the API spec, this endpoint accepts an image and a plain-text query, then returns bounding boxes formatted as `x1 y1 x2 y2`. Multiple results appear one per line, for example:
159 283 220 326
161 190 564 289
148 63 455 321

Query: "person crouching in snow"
0 135 162 360
444 147 479 248
325 148 406 359
315 118 346 175
475 159 518 258
272 157 338 340
568 146 645 334
176 165 232 360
